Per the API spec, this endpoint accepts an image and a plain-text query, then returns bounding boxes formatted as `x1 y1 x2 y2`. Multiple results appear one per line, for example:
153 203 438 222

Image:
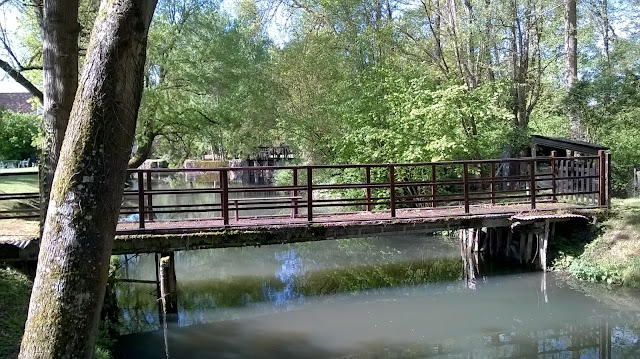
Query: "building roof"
0 92 34 113
531 135 608 155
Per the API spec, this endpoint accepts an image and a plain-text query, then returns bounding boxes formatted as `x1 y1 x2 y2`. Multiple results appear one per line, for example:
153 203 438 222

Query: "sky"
0 2 27 93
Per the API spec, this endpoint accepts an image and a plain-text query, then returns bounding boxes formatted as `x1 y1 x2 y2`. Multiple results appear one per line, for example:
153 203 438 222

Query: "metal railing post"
146 170 153 221
551 151 557 202
292 168 299 217
389 165 396 218
307 167 313 222
431 164 437 207
463 163 470 214
366 166 372 212
490 162 496 205
530 159 536 210
137 170 145 229
220 169 229 226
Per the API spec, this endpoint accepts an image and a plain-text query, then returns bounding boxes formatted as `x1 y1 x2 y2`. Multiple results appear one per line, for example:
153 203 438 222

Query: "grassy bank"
0 268 31 358
551 198 640 287
0 266 114 359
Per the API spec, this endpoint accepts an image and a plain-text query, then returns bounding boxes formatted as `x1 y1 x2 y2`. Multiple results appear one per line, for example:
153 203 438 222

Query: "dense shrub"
0 109 39 161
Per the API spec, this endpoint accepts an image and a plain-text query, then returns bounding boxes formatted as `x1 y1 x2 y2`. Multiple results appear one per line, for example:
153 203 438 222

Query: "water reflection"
113 234 640 359
264 250 305 309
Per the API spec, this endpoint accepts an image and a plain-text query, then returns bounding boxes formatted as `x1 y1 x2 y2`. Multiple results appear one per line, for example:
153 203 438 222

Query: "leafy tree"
0 109 39 160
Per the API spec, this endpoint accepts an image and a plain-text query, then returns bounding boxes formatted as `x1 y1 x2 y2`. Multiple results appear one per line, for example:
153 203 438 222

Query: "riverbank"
0 266 114 359
0 267 31 358
551 198 640 287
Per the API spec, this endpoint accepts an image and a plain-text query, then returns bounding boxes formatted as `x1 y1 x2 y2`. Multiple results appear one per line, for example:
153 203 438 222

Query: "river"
112 233 640 358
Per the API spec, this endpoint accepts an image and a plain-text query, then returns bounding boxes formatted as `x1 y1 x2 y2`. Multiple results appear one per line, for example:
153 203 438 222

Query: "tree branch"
0 58 43 102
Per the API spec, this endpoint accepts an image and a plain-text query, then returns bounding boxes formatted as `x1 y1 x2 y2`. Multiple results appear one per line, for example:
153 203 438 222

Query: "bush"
0 109 39 161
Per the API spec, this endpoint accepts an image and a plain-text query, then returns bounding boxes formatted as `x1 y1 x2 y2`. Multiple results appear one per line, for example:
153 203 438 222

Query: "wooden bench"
230 196 302 220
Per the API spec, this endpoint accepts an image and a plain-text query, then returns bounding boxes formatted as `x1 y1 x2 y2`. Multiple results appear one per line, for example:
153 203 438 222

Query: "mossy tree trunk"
19 0 157 358
39 0 80 229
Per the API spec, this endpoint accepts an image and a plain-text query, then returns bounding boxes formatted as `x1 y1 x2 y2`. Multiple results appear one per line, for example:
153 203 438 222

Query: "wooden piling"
539 220 550 271
159 252 178 316
519 233 526 264
496 229 503 257
526 233 534 264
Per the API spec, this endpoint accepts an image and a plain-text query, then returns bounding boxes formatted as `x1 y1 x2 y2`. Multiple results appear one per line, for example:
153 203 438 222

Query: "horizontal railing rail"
0 152 611 229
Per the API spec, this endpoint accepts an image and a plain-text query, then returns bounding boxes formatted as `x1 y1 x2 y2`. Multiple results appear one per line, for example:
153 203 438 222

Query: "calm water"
113 234 640 359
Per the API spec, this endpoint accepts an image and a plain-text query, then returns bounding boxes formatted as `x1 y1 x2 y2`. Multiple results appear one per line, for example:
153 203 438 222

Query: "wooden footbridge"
0 151 611 260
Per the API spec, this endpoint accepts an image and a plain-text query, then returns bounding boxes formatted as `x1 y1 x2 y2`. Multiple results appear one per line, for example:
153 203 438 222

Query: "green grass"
551 198 640 287
0 174 38 194
0 266 115 359
0 174 38 216
0 267 32 359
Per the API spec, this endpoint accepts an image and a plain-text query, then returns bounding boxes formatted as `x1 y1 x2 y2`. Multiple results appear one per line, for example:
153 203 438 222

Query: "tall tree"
565 0 581 139
38 0 80 227
19 0 157 357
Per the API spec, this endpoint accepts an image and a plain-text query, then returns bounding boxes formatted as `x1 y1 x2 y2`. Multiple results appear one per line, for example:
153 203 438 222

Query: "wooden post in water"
538 220 550 271
519 233 526 264
159 252 178 318
496 228 504 257
526 232 534 264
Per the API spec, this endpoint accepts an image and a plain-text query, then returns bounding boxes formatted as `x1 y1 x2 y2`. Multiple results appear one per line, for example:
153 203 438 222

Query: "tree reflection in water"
263 250 305 308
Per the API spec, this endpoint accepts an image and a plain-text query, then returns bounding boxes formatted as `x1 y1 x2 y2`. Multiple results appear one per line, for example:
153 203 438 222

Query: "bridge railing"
115 151 610 229
0 152 611 227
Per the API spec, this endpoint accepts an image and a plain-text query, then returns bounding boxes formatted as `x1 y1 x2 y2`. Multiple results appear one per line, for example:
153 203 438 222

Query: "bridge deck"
115 201 587 235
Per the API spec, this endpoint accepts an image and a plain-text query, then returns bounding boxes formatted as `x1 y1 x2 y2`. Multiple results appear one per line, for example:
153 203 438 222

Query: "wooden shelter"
531 135 608 157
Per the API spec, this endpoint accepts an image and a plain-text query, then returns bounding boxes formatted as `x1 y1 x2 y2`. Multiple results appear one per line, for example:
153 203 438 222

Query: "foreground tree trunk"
19 0 157 357
39 0 80 229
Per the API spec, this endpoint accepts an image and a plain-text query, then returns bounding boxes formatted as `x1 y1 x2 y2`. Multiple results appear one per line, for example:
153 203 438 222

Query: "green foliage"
566 67 640 193
0 110 39 160
551 199 640 288
0 267 32 358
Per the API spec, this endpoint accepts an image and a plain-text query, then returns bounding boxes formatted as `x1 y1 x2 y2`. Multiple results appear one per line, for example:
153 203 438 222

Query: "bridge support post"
159 251 178 320
460 223 552 275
